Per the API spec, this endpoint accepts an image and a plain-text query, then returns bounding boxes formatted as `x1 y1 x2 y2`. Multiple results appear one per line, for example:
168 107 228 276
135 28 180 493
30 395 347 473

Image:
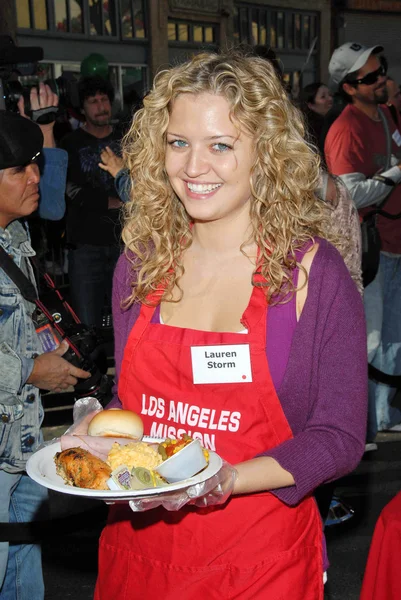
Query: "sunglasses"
347 63 387 87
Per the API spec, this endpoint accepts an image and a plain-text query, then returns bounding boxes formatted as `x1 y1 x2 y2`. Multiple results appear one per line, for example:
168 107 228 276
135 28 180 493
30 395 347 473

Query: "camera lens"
74 361 101 395
0 80 24 112
74 365 112 408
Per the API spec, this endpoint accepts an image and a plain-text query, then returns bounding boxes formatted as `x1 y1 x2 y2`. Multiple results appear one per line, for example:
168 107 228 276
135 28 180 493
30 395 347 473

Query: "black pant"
68 243 121 328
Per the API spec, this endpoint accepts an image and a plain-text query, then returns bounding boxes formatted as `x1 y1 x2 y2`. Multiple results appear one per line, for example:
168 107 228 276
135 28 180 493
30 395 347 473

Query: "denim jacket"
114 168 130 204
0 220 44 473
38 147 68 220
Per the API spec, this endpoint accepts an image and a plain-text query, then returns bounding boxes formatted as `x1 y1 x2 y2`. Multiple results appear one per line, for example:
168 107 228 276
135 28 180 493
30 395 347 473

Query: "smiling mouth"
186 182 222 194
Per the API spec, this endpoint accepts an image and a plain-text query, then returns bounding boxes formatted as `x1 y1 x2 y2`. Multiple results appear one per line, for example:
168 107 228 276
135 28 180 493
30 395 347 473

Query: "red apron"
95 283 323 600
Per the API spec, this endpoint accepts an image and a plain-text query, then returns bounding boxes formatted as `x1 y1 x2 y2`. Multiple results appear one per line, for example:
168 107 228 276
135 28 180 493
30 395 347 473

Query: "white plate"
26 437 222 502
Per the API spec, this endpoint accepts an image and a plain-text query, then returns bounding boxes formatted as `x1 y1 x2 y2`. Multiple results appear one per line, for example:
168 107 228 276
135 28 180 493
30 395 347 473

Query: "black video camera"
61 323 113 403
0 35 80 121
35 285 113 406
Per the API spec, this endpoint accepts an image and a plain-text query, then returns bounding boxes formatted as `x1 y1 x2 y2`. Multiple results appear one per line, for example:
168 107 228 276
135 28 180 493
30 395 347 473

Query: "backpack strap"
0 245 38 302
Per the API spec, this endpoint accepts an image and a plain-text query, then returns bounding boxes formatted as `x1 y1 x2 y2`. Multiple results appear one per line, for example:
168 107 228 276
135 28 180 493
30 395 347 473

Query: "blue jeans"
365 253 401 437
0 471 49 600
68 244 121 328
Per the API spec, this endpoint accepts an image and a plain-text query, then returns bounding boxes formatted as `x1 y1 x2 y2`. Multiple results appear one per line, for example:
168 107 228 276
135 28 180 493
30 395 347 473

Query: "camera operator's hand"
18 82 59 148
99 146 124 179
27 340 91 392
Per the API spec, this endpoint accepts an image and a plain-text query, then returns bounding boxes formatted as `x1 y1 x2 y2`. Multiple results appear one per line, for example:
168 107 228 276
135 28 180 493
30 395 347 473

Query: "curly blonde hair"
122 50 335 306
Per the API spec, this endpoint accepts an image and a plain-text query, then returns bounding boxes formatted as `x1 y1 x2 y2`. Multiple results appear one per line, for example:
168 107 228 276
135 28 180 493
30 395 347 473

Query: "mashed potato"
107 442 163 471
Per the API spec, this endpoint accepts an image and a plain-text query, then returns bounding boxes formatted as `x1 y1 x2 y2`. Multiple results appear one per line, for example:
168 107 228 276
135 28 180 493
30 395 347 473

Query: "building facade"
9 0 333 107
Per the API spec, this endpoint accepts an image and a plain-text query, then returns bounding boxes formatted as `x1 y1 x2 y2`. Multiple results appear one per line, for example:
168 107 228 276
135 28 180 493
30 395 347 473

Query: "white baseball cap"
329 42 384 86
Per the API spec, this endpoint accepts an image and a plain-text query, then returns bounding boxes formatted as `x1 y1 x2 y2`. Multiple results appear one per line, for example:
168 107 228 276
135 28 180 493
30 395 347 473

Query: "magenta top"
110 239 367 508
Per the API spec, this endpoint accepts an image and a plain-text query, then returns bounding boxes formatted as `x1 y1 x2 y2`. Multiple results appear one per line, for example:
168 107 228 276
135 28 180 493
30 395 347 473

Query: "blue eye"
168 139 188 148
212 143 232 153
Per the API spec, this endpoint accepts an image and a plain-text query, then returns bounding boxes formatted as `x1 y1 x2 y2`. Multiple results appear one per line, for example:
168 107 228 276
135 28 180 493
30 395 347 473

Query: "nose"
377 75 387 89
27 163 40 184
184 147 210 178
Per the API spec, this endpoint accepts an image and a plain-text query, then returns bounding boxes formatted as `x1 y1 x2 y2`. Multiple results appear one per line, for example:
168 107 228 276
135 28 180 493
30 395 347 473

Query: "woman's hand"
233 456 295 495
128 461 238 512
99 146 124 178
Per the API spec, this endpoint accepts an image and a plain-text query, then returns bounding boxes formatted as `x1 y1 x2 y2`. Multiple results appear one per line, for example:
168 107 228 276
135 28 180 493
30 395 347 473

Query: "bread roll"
88 409 144 440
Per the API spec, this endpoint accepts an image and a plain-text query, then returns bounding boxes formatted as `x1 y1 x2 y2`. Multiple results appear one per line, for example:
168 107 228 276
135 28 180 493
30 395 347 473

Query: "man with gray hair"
325 42 401 444
0 110 90 599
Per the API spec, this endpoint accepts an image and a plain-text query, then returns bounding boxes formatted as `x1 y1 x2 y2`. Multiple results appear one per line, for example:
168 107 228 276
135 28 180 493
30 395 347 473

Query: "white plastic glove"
128 461 237 512
64 396 103 435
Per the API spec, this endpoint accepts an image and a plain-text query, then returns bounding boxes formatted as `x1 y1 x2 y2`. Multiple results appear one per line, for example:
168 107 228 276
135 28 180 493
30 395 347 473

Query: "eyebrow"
167 132 237 140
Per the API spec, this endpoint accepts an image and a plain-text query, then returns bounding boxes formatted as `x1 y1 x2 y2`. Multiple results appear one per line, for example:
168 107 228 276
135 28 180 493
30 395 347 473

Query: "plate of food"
26 410 222 502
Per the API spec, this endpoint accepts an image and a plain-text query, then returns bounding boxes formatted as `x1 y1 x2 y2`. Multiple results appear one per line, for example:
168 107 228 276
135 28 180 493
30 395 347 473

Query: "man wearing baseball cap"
0 111 90 599
325 43 401 444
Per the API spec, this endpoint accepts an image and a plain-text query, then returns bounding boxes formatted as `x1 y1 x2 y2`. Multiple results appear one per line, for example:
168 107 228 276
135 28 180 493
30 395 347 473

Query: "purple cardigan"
110 239 367 506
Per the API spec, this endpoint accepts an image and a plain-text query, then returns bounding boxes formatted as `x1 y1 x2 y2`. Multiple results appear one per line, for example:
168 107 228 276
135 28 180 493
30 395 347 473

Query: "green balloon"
80 53 109 78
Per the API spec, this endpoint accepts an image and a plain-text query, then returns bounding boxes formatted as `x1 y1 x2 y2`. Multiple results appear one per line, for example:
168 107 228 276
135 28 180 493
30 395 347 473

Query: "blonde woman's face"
165 93 254 224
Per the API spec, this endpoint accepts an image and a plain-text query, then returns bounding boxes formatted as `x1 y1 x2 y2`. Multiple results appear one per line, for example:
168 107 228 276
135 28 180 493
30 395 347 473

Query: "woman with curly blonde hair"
95 51 367 600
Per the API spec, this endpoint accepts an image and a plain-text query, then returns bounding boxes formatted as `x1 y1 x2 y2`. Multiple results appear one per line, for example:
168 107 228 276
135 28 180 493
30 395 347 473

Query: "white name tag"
191 344 253 384
392 129 401 147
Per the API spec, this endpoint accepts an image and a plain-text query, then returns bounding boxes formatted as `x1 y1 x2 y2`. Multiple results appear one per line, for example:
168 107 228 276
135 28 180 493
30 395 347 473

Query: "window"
168 22 177 41
178 24 188 42
71 0 83 34
233 4 318 53
204 27 213 43
15 0 147 39
121 0 133 38
303 15 310 49
16 0 31 28
239 8 248 43
89 0 117 36
54 0 67 31
121 65 147 105
121 0 146 39
193 26 203 43
17 0 48 29
251 9 258 44
35 0 48 29
277 12 284 49
287 14 293 50
270 13 276 48
108 64 147 110
133 0 146 38
233 6 239 44
48 60 148 111
259 12 266 46
282 70 301 99
168 20 217 46
294 14 301 49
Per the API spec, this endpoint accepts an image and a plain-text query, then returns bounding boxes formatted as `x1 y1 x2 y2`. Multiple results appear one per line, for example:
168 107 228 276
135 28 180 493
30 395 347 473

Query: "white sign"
392 129 401 147
191 344 252 384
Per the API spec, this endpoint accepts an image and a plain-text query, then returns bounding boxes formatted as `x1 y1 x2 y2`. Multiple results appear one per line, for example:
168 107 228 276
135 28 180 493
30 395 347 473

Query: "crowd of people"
1 39 401 599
